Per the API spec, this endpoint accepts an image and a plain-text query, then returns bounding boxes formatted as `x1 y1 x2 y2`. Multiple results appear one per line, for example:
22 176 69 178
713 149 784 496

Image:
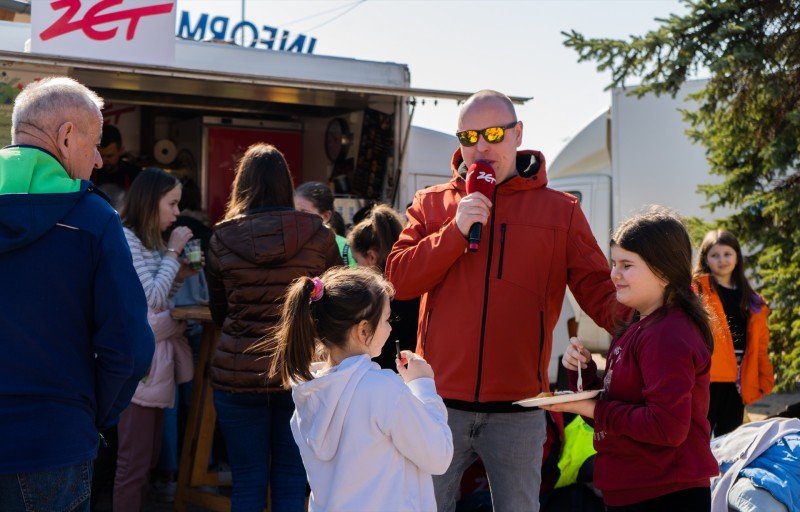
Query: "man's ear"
321 210 333 224
56 121 73 153
514 121 523 148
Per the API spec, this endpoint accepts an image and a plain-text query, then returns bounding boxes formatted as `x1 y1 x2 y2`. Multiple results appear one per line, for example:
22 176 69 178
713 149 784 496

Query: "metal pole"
390 98 416 207
240 0 246 46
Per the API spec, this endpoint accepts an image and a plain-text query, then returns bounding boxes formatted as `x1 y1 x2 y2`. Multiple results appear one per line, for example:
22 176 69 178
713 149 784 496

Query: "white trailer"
399 126 458 207
548 79 725 352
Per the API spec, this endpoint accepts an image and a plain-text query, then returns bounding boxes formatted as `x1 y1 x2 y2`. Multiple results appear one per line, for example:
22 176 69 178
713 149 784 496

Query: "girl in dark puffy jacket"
205 144 341 512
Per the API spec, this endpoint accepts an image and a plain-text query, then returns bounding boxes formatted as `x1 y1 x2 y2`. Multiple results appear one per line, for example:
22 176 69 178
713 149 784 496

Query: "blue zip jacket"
0 146 154 473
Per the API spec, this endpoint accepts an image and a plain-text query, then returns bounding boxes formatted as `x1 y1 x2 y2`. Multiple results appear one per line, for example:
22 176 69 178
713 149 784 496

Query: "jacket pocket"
18 460 92 512
497 223 507 279
497 224 555 295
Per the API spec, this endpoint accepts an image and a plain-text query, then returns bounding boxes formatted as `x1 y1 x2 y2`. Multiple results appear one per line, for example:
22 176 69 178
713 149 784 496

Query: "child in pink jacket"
114 169 199 512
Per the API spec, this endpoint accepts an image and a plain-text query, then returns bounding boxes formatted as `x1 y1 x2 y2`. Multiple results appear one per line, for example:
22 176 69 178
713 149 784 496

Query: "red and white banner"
31 0 176 66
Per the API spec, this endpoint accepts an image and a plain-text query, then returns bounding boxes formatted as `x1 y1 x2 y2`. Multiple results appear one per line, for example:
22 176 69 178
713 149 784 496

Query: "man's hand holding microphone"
457 161 497 251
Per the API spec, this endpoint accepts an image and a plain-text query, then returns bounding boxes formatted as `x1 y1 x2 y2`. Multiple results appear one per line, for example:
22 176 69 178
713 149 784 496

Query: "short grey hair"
11 76 104 137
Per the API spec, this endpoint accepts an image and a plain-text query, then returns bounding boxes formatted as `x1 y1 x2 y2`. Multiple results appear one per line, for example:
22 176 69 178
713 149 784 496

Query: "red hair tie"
309 277 324 303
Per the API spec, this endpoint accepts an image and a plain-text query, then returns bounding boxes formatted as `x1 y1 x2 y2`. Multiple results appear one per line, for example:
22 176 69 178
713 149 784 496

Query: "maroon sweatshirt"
570 306 719 506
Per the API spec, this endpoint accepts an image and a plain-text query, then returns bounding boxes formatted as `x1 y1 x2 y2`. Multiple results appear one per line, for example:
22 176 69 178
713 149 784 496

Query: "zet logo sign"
476 171 496 184
31 0 177 66
39 0 173 41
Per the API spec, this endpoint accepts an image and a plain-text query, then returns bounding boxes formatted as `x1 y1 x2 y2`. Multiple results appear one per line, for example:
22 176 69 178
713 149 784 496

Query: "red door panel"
206 126 302 224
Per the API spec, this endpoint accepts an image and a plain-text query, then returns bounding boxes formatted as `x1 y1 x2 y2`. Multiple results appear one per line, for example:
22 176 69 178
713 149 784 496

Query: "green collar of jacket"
0 145 81 195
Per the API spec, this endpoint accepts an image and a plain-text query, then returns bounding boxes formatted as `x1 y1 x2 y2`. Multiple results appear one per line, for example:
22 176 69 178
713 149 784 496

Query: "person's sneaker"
151 479 177 503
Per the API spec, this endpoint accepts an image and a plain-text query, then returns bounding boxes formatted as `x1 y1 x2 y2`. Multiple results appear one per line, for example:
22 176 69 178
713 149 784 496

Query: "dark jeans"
708 382 745 437
605 486 710 512
214 390 306 512
0 460 93 512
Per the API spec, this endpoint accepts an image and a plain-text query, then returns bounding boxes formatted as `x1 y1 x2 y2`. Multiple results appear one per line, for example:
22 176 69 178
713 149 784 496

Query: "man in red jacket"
385 90 625 511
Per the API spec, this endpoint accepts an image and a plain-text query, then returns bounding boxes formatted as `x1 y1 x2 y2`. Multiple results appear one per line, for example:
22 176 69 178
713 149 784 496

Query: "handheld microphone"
465 161 496 252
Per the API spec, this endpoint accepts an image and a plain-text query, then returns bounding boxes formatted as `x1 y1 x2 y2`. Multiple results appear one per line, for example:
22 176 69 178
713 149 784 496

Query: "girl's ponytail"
348 204 403 271
269 276 319 387
269 267 394 388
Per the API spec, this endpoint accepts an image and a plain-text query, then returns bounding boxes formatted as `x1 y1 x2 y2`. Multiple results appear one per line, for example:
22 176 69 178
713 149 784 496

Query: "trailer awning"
0 49 531 113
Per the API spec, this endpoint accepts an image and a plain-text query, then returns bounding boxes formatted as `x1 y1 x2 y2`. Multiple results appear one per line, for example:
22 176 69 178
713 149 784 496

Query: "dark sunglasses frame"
456 121 519 147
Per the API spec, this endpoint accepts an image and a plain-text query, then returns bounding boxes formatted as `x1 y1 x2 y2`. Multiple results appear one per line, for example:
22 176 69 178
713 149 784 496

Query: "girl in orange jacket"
693 230 774 436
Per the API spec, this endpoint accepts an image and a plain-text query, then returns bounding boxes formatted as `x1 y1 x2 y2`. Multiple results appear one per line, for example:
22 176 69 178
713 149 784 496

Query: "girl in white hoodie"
270 266 453 512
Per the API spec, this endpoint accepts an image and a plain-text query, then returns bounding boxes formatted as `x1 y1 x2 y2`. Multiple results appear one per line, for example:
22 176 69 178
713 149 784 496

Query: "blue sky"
178 0 688 161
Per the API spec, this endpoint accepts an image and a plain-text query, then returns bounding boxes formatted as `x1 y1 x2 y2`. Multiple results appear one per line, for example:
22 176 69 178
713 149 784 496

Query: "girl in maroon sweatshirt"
542 207 718 511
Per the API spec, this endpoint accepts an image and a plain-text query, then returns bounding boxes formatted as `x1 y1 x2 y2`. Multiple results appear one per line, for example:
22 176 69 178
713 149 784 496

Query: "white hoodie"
291 354 453 512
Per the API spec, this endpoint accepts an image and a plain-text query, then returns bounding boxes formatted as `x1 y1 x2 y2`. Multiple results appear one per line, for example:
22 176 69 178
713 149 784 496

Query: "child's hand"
166 226 193 255
396 350 434 383
175 258 200 281
540 398 597 419
176 257 202 280
562 337 591 371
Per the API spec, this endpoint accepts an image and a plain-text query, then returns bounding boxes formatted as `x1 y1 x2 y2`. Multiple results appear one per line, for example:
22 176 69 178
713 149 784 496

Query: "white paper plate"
513 389 601 407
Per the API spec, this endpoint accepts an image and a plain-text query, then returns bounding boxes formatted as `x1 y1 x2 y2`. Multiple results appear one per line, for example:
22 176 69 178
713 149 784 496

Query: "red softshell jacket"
386 149 625 402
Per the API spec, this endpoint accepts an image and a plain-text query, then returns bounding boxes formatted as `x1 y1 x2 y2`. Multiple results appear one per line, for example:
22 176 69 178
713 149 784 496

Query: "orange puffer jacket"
386 149 625 402
694 274 774 405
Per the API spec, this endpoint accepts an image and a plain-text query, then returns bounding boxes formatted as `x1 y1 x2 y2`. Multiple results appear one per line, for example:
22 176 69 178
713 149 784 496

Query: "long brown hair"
693 229 759 318
611 206 714 352
224 143 294 220
269 267 394 387
121 168 180 251
347 204 404 272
